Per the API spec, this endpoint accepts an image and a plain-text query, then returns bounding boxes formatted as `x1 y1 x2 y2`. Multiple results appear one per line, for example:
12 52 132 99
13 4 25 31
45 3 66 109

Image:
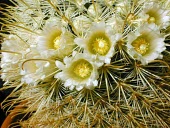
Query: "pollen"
132 37 149 55
53 36 61 49
92 38 110 55
73 59 93 79
148 16 156 23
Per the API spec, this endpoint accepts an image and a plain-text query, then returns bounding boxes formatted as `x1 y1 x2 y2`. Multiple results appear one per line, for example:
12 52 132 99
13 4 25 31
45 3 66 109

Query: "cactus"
1 0 170 127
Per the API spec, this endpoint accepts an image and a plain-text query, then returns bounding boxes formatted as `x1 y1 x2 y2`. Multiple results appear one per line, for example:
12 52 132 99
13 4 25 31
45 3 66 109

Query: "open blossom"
36 18 75 59
55 52 99 91
21 60 56 85
140 2 170 28
75 22 118 64
127 23 166 65
1 35 29 81
20 48 56 85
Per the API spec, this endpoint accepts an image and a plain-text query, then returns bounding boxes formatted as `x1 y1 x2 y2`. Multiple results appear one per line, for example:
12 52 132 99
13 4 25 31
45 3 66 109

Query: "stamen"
132 37 149 55
91 36 110 55
72 59 93 79
148 16 155 23
89 32 111 56
53 36 61 49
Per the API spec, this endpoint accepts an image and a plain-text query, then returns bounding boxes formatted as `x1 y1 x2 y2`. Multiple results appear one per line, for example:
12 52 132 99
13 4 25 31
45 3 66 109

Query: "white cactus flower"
36 22 75 59
75 22 118 64
1 35 29 81
127 23 166 65
141 2 170 28
55 53 99 91
21 60 56 85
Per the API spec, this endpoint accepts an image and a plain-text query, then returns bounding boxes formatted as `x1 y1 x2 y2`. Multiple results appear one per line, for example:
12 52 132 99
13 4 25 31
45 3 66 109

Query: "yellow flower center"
53 36 61 49
148 16 155 24
132 37 149 55
88 31 111 55
73 59 93 79
92 38 110 55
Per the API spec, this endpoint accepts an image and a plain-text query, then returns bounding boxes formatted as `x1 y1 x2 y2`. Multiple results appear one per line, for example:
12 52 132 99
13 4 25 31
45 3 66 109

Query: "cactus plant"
1 0 170 127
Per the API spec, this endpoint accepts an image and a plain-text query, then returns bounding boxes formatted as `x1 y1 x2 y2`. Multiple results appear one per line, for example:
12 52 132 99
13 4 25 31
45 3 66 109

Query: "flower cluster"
1 0 170 127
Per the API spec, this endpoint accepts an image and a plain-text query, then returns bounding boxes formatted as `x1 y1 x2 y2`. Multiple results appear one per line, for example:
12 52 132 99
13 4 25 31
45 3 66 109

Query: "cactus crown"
1 0 170 127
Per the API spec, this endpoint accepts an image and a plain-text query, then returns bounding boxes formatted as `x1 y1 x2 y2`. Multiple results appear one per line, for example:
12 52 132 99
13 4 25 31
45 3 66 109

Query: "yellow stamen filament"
132 38 149 55
73 59 92 79
53 36 61 49
92 38 110 55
